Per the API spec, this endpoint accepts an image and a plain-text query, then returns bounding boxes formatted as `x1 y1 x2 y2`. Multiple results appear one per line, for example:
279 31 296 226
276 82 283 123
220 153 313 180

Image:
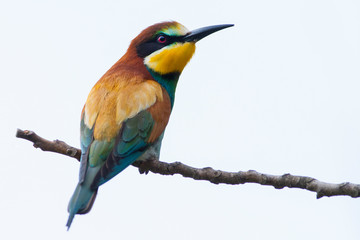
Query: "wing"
93 109 155 187
79 108 94 184
79 77 171 189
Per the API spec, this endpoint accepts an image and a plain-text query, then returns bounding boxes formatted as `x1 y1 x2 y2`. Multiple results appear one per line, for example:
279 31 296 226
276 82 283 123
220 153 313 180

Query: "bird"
66 21 233 229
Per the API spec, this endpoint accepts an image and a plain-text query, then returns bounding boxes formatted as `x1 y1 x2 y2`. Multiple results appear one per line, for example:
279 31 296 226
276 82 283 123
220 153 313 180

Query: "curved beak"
182 24 234 42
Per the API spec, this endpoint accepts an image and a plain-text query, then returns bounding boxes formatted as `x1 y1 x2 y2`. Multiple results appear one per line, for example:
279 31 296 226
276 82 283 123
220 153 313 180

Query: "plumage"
144 42 196 75
84 77 164 140
66 21 233 229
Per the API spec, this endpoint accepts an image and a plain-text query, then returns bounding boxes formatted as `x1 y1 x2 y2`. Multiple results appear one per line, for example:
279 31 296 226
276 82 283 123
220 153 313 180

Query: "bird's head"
129 21 234 76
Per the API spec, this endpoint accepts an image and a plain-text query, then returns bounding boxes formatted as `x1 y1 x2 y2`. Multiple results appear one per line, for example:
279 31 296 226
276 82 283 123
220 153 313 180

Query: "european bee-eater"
67 21 233 229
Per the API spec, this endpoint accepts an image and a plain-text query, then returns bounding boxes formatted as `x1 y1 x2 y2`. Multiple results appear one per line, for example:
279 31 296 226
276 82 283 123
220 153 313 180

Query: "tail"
66 183 98 230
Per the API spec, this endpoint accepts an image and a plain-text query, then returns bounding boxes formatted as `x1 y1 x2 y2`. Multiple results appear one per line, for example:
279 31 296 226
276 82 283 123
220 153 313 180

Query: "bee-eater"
66 21 233 229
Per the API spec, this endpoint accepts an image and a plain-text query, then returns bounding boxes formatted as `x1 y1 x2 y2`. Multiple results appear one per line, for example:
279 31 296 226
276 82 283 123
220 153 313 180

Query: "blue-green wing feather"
67 110 156 229
80 115 93 153
79 114 94 184
93 110 154 187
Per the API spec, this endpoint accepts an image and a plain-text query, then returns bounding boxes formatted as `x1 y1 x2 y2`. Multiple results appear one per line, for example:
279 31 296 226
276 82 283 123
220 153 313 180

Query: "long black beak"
182 24 234 42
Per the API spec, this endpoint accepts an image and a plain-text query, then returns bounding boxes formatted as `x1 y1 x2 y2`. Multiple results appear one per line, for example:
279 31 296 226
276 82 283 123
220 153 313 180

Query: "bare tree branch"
16 129 81 161
16 128 360 199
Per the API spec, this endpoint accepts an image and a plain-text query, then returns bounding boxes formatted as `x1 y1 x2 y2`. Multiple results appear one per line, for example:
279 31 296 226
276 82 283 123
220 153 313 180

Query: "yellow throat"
144 42 196 75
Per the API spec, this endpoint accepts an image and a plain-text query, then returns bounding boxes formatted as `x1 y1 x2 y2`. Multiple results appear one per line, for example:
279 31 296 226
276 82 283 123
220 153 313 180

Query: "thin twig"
16 128 360 199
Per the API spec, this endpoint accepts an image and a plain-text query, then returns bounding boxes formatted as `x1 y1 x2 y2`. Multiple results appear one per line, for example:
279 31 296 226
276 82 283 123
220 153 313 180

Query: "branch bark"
16 128 360 199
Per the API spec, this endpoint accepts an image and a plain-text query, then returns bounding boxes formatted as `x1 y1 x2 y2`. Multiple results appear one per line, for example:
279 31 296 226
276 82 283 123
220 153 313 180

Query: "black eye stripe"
153 34 177 45
136 34 183 58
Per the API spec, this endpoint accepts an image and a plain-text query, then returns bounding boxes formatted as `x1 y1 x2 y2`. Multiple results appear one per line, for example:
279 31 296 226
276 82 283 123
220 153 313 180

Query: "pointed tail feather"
66 211 76 231
66 183 98 230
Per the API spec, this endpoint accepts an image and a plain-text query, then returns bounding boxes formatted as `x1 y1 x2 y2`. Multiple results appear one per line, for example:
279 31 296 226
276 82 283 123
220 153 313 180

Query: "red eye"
157 35 167 44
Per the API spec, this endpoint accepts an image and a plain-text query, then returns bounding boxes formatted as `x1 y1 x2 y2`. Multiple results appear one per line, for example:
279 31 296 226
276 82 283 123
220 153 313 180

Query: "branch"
16 128 360 199
16 129 81 161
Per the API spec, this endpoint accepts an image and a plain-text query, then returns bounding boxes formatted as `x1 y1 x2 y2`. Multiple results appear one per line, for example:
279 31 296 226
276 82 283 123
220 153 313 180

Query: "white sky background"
1 0 359 239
